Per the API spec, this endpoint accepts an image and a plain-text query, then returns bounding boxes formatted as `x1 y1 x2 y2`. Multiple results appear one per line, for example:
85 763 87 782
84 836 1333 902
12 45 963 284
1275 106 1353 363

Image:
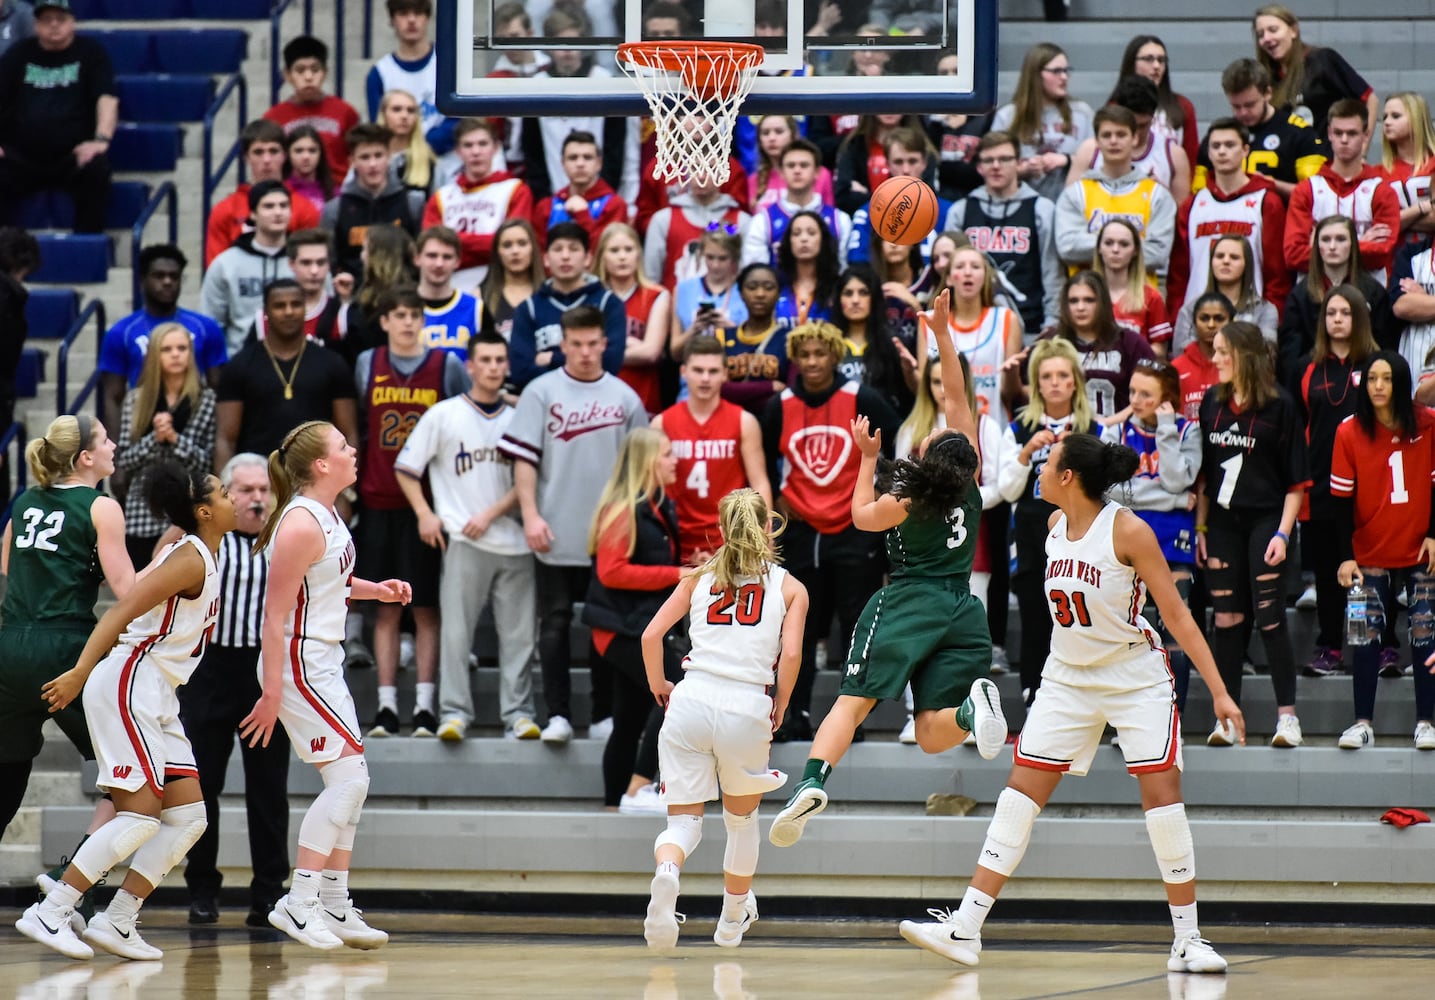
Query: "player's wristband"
1273 530 1289 543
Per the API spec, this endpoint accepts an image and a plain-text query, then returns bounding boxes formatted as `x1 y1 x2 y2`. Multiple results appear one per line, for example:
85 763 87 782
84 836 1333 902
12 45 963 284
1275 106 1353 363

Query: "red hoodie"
1283 164 1401 277
1172 341 1219 422
423 169 534 272
1170 172 1289 318
204 184 322 266
532 178 628 251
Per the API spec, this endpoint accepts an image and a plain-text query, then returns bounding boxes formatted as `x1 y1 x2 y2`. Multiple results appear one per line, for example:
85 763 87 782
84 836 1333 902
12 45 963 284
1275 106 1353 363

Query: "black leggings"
598 634 683 807
0 758 34 841
1205 506 1297 706
1302 516 1347 650
1011 512 1055 700
984 504 1011 648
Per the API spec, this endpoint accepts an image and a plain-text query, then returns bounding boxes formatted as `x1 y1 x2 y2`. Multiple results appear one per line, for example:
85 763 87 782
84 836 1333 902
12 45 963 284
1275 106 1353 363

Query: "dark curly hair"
147 461 218 534
875 430 980 520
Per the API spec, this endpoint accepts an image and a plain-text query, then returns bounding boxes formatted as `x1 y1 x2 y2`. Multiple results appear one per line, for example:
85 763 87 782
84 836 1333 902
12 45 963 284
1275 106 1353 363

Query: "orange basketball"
868 176 938 247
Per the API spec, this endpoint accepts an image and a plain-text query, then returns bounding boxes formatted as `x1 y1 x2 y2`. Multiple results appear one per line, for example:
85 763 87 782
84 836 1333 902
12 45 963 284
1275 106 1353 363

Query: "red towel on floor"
1380 808 1431 828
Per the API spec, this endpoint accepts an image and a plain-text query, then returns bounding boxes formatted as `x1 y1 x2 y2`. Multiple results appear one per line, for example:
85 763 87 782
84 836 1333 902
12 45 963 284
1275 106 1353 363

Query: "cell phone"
698 298 716 313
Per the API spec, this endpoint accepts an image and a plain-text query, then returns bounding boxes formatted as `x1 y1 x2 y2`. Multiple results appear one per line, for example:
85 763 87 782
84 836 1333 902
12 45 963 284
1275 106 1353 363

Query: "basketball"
868 176 939 247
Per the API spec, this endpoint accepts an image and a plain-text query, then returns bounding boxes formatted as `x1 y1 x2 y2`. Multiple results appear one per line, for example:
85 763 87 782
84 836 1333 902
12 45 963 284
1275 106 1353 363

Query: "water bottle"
1346 585 1370 646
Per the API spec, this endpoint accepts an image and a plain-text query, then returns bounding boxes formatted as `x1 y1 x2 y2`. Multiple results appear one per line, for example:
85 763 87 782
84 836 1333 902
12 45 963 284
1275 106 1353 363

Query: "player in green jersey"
769 290 1009 849
1 415 136 920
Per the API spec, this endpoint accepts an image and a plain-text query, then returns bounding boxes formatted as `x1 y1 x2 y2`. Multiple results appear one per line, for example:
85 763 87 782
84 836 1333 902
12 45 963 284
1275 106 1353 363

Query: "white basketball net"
617 42 764 188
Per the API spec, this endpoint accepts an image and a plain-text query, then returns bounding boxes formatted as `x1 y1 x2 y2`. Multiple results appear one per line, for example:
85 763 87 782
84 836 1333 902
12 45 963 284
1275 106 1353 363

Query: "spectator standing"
414 225 481 355
718 263 788 415
1393 233 1435 388
990 43 1095 204
395 331 539 742
177 454 291 928
652 335 771 564
741 140 849 271
1169 118 1289 322
1049 271 1156 418
264 35 361 185
532 130 629 253
100 246 228 425
250 229 350 349
115 325 218 569
356 286 467 739
925 246 1024 428
0 0 33 61
1253 4 1377 136
366 0 453 158
1055 106 1176 275
0 228 36 508
201 181 298 355
377 89 438 197
1198 59 1325 202
847 127 951 268
1294 285 1377 677
340 224 418 366
1173 292 1232 421
596 223 669 416
319 123 425 276
422 118 533 288
1332 352 1435 751
749 115 835 212
1283 100 1400 282
833 114 935 218
206 121 321 266
1378 93 1435 242
1094 220 1172 358
774 211 840 329
871 236 935 356
499 307 648 743
1120 35 1199 170
925 54 987 202
832 266 914 416
282 125 335 215
1066 76 1191 207
946 131 1061 340
0 0 114 234
669 230 746 363
478 218 542 342
761 321 900 740
507 221 626 388
1281 215 1393 383
1173 235 1280 353
643 179 749 292
1197 320 1308 748
214 279 359 470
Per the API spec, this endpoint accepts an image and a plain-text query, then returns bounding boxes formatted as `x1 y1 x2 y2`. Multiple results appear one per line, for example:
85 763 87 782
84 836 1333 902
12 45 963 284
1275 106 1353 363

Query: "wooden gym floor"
5 910 1432 999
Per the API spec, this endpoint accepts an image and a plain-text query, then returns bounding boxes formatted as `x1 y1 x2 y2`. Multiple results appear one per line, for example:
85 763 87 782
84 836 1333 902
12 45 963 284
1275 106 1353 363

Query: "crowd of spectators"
3 0 1435 853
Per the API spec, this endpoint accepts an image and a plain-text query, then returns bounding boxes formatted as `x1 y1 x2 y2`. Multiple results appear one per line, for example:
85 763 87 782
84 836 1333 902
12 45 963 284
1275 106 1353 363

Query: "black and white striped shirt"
214 529 267 649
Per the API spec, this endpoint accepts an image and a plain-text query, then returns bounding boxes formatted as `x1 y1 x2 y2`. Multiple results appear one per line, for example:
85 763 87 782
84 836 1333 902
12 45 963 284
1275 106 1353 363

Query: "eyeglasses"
977 155 1017 166
1042 66 1073 76
1135 54 1168 64
706 221 740 235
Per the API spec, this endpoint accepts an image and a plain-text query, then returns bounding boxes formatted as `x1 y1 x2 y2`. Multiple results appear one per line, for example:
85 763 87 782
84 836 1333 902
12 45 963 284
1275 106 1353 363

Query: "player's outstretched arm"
771 575 809 730
643 575 699 707
850 416 907 532
929 289 980 463
1114 509 1246 745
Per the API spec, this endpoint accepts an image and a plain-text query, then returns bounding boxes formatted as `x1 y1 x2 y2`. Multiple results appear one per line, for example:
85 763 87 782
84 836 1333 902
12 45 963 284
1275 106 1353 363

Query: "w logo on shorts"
310 736 327 754
112 766 132 779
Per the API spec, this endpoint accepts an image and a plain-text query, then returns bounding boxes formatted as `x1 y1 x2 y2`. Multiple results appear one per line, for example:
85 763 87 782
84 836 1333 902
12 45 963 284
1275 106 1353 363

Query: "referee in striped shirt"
174 452 291 926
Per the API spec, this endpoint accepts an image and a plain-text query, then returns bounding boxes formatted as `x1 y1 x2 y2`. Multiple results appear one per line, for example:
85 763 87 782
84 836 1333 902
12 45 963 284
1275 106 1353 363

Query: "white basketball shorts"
265 637 364 764
86 647 198 795
658 671 788 805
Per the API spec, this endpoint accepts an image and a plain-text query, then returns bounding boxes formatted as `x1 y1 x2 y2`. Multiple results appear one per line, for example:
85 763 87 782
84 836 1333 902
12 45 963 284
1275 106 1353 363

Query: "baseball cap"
33 0 76 14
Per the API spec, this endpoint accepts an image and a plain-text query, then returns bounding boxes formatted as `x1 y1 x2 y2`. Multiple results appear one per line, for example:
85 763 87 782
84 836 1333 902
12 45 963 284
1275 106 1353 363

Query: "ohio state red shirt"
660 399 748 560
1331 407 1435 567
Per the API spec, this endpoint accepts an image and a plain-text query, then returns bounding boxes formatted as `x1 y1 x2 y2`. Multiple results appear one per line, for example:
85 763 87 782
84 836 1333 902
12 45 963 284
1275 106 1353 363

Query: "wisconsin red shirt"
360 347 447 509
778 381 861 534
1330 407 1435 567
661 399 748 561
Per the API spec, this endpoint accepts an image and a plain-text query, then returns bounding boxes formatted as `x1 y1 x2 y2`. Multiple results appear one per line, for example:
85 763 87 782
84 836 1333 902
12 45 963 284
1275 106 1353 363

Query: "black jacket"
0 271 28 403
582 496 681 638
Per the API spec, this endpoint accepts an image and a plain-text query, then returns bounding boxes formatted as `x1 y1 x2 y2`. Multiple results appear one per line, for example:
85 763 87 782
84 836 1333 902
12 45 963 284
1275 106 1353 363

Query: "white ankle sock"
378 687 398 713
721 890 749 920
291 868 321 901
656 861 680 879
107 888 143 924
45 880 82 911
1170 901 1198 938
320 869 349 907
957 885 996 932
415 682 435 714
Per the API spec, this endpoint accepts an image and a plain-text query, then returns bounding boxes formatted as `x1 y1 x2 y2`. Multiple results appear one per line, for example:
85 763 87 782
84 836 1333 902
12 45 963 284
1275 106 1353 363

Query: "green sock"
801 759 832 785
954 699 975 733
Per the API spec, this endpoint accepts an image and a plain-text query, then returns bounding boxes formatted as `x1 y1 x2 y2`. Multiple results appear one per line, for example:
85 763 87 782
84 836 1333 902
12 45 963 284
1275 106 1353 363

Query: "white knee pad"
322 755 370 827
654 814 704 861
70 811 160 883
722 810 760 878
1145 803 1195 885
977 788 1041 878
129 801 208 887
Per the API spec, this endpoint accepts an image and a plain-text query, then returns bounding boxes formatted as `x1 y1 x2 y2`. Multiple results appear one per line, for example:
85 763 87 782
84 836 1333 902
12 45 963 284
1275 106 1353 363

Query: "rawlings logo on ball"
884 194 915 234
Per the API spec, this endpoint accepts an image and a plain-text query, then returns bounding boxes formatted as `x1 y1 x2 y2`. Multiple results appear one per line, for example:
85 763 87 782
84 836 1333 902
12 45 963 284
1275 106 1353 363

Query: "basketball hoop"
616 41 765 188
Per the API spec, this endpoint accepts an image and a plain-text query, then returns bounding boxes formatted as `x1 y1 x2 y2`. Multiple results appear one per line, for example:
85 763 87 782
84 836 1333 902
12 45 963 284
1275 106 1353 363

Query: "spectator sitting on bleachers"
414 225 481 356
508 221 626 388
282 125 335 214
202 180 298 355
0 0 34 61
206 120 322 267
741 140 851 270
422 118 533 289
533 130 628 253
0 226 37 510
264 35 360 186
366 0 454 159
249 229 350 349
643 177 750 293
1196 59 1325 201
114 323 217 570
319 123 425 277
100 244 228 427
0 0 114 235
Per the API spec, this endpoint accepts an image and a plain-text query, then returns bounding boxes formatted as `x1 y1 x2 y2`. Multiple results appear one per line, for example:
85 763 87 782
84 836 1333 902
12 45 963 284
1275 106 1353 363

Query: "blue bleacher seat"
84 30 154 73
24 291 81 341
153 29 248 74
109 124 183 172
191 0 269 18
115 75 215 123
15 349 47 399
12 193 54 230
76 0 192 18
12 184 150 231
30 235 112 285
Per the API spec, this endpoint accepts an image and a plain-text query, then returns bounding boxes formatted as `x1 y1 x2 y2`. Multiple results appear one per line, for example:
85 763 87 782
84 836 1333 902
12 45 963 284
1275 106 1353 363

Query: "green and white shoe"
767 778 828 848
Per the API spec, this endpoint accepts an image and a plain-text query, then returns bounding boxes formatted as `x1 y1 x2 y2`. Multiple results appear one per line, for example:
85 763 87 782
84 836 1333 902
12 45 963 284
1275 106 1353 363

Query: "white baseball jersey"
1399 247 1435 385
1042 502 1161 676
115 535 220 689
1183 186 1274 300
1308 174 1389 281
272 496 355 645
684 565 790 687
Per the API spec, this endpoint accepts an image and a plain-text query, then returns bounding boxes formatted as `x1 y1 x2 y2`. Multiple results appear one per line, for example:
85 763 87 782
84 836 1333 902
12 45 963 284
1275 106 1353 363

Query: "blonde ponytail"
699 488 782 595
25 414 94 488
253 420 333 553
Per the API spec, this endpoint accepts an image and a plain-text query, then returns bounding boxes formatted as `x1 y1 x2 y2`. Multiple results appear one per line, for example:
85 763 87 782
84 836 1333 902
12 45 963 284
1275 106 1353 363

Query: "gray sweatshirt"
1054 167 1177 274
199 233 295 354
944 182 1062 332
1100 412 1201 512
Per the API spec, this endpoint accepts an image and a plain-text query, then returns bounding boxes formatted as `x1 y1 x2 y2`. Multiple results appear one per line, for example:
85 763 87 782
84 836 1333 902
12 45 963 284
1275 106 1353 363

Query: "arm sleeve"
740 211 772 268
1035 197 1062 328
997 425 1030 504
113 391 155 473
601 294 626 375
171 390 217 473
760 395 783 494
1155 413 1201 493
1178 95 1200 169
1359 184 1403 276
394 405 440 477
443 353 471 397
1282 394 1312 490
364 65 383 121
497 388 544 464
1053 184 1094 266
846 207 871 265
1332 493 1355 564
1329 425 1356 562
594 518 683 591
97 324 129 377
199 317 229 369
1283 182 1315 271
421 190 443 231
643 209 670 285
1145 286 1173 346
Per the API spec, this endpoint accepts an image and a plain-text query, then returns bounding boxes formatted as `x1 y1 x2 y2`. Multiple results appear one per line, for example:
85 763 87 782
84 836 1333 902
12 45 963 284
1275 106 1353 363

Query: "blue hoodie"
508 275 627 389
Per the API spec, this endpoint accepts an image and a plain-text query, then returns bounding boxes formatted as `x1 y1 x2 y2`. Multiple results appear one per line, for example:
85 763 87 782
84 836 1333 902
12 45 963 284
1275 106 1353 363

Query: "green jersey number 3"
945 506 968 549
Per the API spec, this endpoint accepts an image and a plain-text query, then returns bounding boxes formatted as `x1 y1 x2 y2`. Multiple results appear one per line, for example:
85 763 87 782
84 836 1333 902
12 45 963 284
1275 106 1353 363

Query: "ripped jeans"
1204 507 1296 707
1351 567 1435 723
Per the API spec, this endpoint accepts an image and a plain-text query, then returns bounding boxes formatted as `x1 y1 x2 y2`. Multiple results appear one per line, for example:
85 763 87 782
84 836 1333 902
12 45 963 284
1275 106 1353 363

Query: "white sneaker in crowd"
509 716 540 740
540 715 573 744
1416 721 1435 751
1271 714 1303 748
619 783 668 817
588 716 614 741
438 718 467 742
1337 721 1373 750
1206 721 1235 747
989 646 1010 676
1295 585 1318 610
898 716 917 744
